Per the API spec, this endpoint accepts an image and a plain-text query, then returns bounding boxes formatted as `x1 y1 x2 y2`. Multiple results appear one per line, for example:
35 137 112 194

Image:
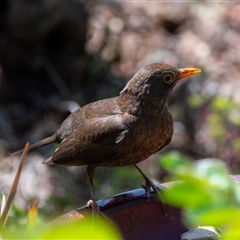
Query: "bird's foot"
134 164 165 202
142 178 166 213
134 164 166 213
142 178 160 200
86 200 113 224
87 199 100 216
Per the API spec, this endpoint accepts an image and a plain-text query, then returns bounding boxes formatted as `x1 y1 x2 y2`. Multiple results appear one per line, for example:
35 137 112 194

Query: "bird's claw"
86 199 114 224
142 178 159 201
142 179 166 213
87 199 100 215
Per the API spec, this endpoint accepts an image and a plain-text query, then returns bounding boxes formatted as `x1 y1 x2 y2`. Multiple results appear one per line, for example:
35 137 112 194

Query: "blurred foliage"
1 201 121 239
160 152 240 239
188 94 240 169
1 189 121 239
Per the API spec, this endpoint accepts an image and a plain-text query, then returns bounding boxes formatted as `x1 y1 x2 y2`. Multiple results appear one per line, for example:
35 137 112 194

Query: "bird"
13 63 201 214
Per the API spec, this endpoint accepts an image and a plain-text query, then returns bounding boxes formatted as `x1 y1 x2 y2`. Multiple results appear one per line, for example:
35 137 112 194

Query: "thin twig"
0 143 29 229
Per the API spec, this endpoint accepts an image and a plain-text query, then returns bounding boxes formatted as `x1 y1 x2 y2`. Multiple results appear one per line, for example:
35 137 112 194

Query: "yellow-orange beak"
178 68 201 80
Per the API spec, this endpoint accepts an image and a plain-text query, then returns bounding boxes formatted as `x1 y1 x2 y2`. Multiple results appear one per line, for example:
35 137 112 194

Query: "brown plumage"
13 63 201 213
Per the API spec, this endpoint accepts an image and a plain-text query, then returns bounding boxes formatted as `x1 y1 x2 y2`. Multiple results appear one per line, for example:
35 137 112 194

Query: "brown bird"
13 63 201 213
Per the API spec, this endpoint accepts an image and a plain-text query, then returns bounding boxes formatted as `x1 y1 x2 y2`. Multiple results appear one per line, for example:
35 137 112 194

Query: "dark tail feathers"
12 133 58 155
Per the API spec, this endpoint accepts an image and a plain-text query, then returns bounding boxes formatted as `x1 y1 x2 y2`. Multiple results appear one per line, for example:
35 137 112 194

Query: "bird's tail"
11 133 58 155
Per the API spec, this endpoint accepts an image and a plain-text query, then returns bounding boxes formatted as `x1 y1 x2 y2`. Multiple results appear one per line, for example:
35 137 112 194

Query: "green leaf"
163 183 212 208
159 155 240 238
43 217 122 239
159 151 191 173
3 215 122 239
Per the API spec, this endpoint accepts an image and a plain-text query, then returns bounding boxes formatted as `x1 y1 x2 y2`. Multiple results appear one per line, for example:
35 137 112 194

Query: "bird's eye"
163 74 173 83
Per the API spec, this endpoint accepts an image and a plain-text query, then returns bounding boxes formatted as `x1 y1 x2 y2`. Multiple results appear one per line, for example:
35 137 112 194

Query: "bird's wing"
45 115 128 166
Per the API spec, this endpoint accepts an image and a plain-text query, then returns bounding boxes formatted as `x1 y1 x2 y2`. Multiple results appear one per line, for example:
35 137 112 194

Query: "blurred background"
1 1 240 219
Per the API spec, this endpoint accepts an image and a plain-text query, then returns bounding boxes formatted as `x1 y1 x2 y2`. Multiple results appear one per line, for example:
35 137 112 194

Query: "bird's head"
119 63 201 107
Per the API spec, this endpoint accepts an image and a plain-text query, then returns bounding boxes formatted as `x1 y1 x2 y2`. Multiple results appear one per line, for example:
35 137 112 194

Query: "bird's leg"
86 166 99 216
134 164 165 205
86 166 114 224
134 164 157 199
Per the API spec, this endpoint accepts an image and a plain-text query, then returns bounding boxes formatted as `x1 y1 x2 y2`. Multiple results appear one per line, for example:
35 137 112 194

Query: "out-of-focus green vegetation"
188 94 240 169
159 151 240 239
1 201 121 240
0 145 121 239
1 192 121 239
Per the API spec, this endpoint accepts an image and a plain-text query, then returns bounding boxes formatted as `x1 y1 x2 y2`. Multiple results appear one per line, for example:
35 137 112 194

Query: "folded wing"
46 115 128 166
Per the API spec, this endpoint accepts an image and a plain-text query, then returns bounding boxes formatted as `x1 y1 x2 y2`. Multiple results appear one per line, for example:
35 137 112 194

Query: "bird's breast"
103 109 173 167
